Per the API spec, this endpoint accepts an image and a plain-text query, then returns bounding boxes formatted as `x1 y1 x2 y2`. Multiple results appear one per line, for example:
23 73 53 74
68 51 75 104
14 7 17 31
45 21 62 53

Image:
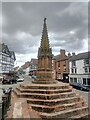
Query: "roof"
0 43 16 60
31 59 38 65
56 55 71 62
14 66 19 71
53 54 71 62
53 55 60 60
0 43 10 55
69 51 90 61
21 62 30 69
10 51 16 60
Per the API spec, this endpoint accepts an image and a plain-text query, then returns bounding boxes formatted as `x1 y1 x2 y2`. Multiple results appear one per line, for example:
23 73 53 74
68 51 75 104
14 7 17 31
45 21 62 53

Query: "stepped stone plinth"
14 81 88 119
13 18 89 119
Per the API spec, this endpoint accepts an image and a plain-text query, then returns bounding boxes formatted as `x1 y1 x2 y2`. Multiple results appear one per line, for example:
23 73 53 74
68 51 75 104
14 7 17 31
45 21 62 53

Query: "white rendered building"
69 51 90 87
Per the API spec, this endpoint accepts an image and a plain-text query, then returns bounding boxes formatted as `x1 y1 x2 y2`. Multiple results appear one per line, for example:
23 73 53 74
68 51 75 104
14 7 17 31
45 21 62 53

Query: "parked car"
0 76 3 83
17 76 24 82
70 82 90 91
2 78 10 84
9 78 17 84
2 77 17 84
31 75 36 79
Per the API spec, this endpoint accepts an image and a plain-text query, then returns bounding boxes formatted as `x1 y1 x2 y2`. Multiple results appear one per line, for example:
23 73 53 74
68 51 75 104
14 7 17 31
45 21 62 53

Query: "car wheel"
10 81 12 84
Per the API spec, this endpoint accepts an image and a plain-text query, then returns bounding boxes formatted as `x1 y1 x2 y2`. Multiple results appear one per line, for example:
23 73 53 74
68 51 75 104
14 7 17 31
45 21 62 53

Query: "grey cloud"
3 31 39 54
2 2 88 56
2 0 89 2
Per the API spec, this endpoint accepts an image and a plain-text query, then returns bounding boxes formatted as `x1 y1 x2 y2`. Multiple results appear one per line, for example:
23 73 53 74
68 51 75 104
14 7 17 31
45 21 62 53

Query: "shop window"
78 78 82 84
70 77 73 83
74 78 77 83
83 78 86 85
87 78 90 85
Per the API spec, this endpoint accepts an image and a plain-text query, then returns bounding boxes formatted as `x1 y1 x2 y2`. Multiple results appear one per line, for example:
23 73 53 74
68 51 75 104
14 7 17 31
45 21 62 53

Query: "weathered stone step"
27 94 80 103
16 86 72 94
27 98 84 108
39 106 88 118
29 101 84 113
70 113 89 119
20 83 70 90
32 80 57 84
14 89 75 100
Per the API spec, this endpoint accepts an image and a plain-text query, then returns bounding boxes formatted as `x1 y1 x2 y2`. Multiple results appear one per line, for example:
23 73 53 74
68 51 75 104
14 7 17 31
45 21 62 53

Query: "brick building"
54 49 71 82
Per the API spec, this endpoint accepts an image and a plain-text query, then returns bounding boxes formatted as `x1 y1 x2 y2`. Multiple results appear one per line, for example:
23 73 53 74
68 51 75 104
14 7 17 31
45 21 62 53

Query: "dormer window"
73 61 76 66
72 61 76 67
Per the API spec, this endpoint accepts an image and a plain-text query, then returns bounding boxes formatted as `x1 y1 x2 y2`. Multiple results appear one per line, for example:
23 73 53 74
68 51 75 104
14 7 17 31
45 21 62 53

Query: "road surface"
0 75 89 107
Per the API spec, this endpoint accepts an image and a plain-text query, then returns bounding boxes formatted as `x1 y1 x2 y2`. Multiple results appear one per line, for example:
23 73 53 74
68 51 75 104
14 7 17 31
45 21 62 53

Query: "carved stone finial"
44 18 46 23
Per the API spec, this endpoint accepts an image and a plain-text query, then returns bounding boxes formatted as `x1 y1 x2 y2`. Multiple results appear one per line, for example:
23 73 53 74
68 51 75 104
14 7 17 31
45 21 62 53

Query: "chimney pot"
68 53 71 56
72 52 75 56
60 49 65 57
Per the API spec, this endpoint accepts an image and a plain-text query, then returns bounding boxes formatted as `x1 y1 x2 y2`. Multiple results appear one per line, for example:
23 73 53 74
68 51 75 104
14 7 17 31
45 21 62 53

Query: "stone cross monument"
13 18 89 119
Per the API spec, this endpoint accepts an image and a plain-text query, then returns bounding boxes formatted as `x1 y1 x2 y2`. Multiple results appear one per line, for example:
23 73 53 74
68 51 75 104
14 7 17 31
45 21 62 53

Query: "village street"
0 75 89 104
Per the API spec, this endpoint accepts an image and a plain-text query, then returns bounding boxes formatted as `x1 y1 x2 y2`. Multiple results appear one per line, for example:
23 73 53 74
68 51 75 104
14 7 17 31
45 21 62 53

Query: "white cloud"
15 53 37 67
69 31 75 34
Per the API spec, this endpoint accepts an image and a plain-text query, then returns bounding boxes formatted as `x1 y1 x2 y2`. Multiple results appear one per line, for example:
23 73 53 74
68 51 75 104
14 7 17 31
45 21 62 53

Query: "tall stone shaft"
37 18 52 81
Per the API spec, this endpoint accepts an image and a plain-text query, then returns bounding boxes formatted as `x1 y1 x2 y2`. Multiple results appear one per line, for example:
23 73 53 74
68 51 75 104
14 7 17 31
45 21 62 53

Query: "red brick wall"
54 59 69 80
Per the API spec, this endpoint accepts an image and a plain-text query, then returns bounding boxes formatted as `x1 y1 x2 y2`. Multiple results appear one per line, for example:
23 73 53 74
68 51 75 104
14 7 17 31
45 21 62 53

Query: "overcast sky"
1 2 88 67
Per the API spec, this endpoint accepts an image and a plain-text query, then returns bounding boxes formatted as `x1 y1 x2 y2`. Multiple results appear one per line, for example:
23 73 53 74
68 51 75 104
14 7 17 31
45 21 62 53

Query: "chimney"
72 52 75 56
68 53 71 57
60 49 65 57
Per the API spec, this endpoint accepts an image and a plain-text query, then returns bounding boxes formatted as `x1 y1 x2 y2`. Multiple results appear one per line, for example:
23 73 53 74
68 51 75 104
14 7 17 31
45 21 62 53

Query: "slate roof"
53 54 71 62
0 43 10 55
21 62 30 69
69 51 90 61
10 51 16 60
0 43 16 60
53 55 60 60
31 59 38 65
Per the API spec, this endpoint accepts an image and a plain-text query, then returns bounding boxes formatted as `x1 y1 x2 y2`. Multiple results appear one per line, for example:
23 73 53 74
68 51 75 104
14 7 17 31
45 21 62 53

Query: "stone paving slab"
13 101 22 118
7 98 30 118
7 94 41 119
